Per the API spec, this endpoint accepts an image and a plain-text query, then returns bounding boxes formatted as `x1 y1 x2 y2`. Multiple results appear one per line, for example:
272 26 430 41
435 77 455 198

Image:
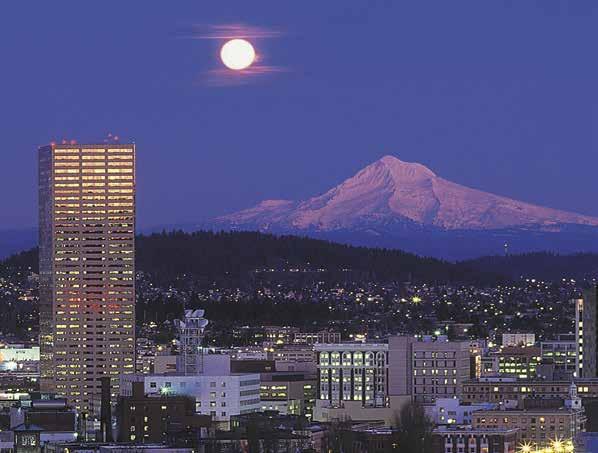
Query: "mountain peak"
376 155 437 180
215 155 598 235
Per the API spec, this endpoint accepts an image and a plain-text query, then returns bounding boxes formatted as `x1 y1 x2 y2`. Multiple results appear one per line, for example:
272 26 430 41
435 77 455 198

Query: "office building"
313 342 403 424
259 372 316 418
576 287 598 378
425 398 495 426
292 330 341 345
389 336 471 404
120 355 261 431
38 143 136 413
495 346 542 379
116 381 211 445
502 333 535 347
315 342 388 408
540 338 577 377
473 406 584 449
432 427 519 453
462 377 598 405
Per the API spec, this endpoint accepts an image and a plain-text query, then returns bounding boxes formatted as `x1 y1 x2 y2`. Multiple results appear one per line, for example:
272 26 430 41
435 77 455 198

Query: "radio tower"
175 309 209 375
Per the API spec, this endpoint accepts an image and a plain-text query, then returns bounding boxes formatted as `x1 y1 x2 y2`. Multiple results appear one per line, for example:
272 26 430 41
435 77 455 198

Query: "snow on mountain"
215 155 598 233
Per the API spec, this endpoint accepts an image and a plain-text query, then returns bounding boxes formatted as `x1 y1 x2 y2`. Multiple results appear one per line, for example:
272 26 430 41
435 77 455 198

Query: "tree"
326 418 354 453
395 402 433 453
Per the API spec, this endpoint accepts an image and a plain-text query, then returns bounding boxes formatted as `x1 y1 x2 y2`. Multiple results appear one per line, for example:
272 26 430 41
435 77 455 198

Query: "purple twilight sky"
0 1 597 229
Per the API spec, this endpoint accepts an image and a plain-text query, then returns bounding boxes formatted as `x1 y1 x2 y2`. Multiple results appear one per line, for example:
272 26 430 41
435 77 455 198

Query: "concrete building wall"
387 336 413 397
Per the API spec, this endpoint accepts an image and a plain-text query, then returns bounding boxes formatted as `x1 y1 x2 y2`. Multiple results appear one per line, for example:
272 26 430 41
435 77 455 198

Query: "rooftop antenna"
104 132 120 144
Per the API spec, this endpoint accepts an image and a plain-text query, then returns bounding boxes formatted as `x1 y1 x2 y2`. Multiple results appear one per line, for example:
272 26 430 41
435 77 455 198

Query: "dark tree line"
3 230 506 288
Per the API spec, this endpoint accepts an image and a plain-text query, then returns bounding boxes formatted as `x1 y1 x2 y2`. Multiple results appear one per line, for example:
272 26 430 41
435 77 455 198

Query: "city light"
518 439 575 453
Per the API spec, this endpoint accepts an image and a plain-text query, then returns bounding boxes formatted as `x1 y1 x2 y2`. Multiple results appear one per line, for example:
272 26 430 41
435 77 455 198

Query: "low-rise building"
502 333 535 347
540 339 577 376
259 373 316 418
8 397 77 450
432 427 519 453
462 377 598 404
121 356 260 431
274 345 315 363
473 407 585 448
116 381 211 445
495 346 542 379
293 330 341 345
425 398 496 426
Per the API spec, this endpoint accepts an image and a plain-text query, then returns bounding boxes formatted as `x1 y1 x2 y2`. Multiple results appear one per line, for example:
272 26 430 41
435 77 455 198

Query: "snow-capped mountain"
208 156 598 258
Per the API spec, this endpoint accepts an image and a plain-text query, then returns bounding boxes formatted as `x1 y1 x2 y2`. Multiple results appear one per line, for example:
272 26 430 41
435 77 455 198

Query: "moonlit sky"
1 1 597 229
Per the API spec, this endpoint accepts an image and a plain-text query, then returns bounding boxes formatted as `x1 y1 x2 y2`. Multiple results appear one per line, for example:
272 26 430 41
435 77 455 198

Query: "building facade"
576 287 598 378
540 339 577 376
472 407 585 448
120 372 261 430
315 343 388 408
38 143 136 414
259 373 316 418
495 346 542 379
502 333 535 347
432 427 518 453
462 377 598 404
411 338 472 404
117 382 210 444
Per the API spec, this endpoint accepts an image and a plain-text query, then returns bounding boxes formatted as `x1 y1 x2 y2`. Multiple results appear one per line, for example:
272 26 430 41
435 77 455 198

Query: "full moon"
220 39 256 71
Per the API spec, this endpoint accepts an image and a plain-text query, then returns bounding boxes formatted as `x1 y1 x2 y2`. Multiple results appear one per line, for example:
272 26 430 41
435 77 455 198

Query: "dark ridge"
1 231 501 285
461 252 598 282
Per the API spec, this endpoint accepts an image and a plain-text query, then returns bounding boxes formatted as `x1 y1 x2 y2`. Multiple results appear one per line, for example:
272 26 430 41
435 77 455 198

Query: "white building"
502 333 535 347
0 345 39 372
315 342 388 408
120 355 260 430
313 341 411 425
425 398 496 425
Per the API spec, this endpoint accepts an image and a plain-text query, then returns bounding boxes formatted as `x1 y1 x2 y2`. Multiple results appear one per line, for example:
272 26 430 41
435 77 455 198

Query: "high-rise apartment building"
38 143 136 414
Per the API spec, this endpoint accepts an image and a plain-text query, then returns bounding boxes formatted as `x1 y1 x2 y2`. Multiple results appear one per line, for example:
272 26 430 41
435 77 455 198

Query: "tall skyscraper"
575 285 598 378
38 143 136 414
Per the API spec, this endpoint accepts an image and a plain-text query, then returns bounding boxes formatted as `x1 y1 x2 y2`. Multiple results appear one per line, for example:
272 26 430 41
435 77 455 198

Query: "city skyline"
1 2 598 451
1 1 598 230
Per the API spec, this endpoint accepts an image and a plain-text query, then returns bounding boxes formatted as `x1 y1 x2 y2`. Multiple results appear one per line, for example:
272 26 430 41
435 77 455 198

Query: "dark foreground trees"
395 402 434 453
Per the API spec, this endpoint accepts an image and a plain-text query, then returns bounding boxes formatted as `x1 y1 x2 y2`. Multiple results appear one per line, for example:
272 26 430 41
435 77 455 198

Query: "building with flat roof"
38 143 136 414
388 336 471 404
472 407 584 449
116 381 211 445
425 398 496 426
259 372 316 418
315 342 388 409
463 377 598 405
495 346 542 379
120 354 260 431
432 427 519 453
502 333 535 347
